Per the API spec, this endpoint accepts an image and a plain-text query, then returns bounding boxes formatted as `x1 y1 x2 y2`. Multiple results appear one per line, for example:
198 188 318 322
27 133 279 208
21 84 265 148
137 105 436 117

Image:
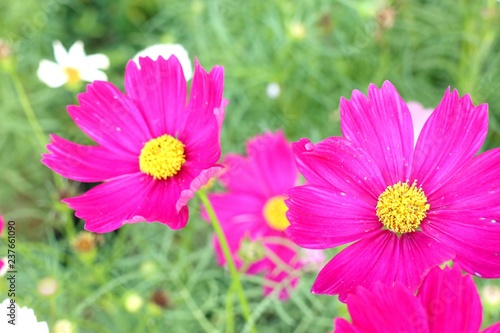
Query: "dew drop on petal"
340 192 346 196
305 143 314 151
116 127 121 132
475 272 482 277
492 220 497 224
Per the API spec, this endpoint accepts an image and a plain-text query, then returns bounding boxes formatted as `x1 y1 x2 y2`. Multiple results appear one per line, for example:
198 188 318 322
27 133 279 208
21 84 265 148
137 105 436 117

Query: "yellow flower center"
63 67 81 84
376 181 430 234
263 196 290 231
139 134 186 180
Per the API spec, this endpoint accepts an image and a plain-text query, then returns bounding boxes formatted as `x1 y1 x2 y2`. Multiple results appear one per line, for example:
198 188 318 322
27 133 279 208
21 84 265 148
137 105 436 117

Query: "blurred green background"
1 0 500 332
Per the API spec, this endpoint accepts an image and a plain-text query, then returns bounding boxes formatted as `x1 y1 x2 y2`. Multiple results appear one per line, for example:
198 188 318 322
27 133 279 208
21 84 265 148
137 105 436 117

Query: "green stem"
9 71 65 189
197 190 255 333
225 282 235 333
9 71 47 151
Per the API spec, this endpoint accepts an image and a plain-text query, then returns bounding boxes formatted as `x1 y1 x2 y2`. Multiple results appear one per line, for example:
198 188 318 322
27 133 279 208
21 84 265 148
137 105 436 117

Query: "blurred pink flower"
43 56 226 233
207 131 301 299
407 101 433 143
286 81 500 300
333 265 500 333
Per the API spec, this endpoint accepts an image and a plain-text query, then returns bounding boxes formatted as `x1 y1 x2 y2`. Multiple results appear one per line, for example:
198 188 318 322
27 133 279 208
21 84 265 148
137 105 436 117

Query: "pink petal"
482 322 500 333
423 148 500 277
285 185 381 249
68 80 152 154
340 283 428 333
124 56 187 138
208 192 267 266
312 230 451 301
340 81 414 186
291 137 386 204
417 265 482 333
63 173 188 233
410 89 488 195
0 215 3 236
333 318 363 333
221 131 298 198
312 230 400 299
262 240 301 300
423 211 500 278
179 60 224 167
42 134 138 182
176 166 223 211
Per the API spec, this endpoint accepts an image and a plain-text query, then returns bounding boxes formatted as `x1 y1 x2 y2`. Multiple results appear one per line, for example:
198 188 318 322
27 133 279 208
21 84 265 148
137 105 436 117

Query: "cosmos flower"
333 265 500 333
0 299 49 332
207 131 301 299
133 43 193 81
37 40 109 88
286 81 500 300
42 55 225 233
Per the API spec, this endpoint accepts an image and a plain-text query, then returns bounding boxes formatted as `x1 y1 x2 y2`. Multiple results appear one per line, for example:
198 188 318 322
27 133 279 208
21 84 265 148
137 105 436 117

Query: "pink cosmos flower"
333 265 500 333
207 131 301 299
42 56 225 233
407 101 433 144
286 81 500 300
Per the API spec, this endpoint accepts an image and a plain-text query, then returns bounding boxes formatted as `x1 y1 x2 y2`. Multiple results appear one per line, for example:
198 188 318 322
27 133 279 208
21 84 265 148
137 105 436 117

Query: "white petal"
0 299 49 333
52 40 68 65
84 53 110 69
79 69 108 83
37 60 67 88
68 40 86 63
133 43 193 80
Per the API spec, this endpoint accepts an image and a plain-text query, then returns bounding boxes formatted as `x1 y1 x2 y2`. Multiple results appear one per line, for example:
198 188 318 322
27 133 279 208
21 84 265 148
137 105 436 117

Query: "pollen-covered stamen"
376 181 430 234
63 67 80 84
263 196 290 231
139 134 186 180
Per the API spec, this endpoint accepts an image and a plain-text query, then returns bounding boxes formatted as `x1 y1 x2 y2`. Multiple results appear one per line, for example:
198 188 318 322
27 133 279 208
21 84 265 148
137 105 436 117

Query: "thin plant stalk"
197 189 255 333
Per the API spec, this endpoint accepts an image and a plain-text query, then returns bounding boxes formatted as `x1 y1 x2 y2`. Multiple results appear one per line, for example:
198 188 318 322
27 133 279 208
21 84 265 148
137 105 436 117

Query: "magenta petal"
179 61 224 168
124 56 187 138
482 323 500 333
411 89 488 194
42 134 139 182
221 132 298 198
423 211 500 278
395 232 454 292
285 185 381 249
423 148 500 277
312 230 400 300
64 173 188 233
341 283 428 333
333 318 363 333
340 81 414 186
68 81 152 154
312 230 451 300
262 241 300 300
417 265 482 333
176 166 223 211
291 137 386 204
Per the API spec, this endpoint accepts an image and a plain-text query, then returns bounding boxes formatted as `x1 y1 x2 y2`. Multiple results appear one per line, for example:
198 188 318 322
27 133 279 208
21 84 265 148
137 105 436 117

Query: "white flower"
37 40 109 88
266 82 281 99
133 44 193 81
0 299 49 332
